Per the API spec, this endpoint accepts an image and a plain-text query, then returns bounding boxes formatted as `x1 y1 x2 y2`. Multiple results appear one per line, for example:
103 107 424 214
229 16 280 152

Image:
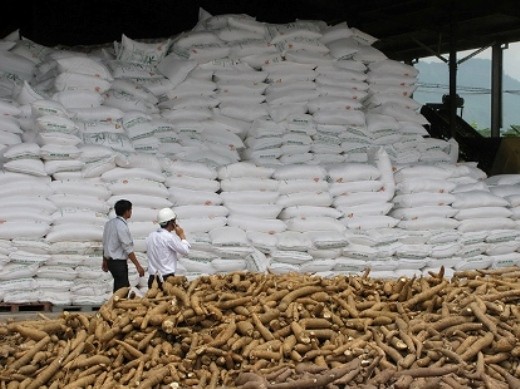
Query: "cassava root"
1 268 520 388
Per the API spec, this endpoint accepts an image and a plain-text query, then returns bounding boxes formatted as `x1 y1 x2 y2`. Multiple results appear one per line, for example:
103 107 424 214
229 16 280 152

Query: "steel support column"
491 44 503 137
449 14 457 139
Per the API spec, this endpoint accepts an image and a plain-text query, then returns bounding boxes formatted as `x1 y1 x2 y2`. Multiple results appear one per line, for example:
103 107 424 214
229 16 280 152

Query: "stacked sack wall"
0 9 520 304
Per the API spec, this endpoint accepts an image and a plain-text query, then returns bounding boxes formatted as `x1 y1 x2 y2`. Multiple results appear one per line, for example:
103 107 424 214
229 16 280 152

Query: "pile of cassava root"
2 267 520 389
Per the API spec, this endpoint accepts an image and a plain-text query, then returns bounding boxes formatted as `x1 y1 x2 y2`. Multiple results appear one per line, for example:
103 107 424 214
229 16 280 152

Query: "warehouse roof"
3 0 520 62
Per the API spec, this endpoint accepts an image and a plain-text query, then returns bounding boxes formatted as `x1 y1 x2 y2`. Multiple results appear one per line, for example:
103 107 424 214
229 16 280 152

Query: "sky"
502 42 520 80
422 41 520 81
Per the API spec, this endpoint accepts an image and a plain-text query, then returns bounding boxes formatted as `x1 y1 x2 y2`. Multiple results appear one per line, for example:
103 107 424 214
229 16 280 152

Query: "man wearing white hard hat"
146 207 191 289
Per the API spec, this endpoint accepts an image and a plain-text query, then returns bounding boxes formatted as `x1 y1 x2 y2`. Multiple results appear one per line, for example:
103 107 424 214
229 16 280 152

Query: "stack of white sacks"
273 164 332 273
2 9 520 305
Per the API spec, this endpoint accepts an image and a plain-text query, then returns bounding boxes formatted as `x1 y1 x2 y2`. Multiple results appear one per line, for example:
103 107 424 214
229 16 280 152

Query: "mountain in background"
414 58 520 132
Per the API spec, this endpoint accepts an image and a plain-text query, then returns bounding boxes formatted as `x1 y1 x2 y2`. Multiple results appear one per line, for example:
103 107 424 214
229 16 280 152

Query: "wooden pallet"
51 305 101 313
0 301 52 313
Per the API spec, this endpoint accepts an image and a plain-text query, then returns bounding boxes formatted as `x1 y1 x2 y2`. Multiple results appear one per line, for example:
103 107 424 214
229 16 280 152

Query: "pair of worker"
102 200 190 292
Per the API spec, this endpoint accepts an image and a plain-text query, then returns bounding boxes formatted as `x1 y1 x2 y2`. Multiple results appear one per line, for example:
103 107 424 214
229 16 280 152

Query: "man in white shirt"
102 199 145 292
146 208 191 289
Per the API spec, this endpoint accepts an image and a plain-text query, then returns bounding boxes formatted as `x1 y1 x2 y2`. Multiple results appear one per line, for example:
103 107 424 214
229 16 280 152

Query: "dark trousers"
107 259 130 292
148 273 175 290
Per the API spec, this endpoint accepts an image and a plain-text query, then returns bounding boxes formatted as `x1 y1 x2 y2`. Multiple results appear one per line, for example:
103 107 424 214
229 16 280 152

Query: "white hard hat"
157 208 177 225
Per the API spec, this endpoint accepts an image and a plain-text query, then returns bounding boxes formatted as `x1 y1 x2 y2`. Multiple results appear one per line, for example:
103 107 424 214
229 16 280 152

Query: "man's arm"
102 256 108 272
118 222 144 277
128 252 144 277
170 224 191 256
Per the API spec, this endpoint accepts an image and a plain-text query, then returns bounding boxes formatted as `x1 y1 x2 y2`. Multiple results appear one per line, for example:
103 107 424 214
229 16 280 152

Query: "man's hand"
136 263 145 277
102 258 108 272
128 252 144 277
174 224 186 240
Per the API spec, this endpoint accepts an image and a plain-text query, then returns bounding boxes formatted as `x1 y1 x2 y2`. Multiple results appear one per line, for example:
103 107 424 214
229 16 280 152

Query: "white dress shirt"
146 228 190 278
103 216 133 260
